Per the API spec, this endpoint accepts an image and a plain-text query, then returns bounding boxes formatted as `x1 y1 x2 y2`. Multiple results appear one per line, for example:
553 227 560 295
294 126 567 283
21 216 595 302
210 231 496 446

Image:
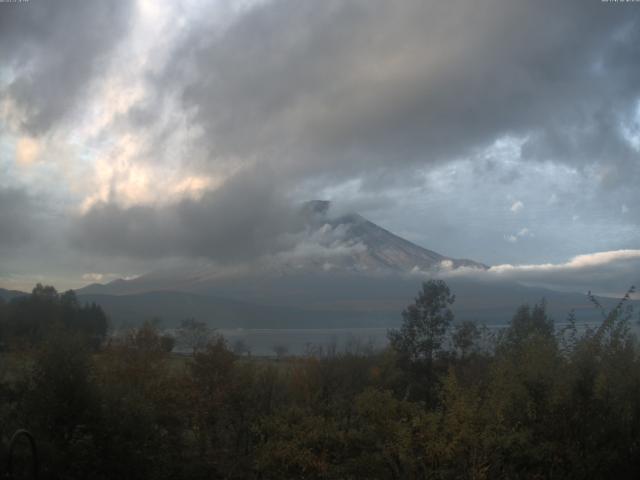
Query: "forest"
0 280 639 479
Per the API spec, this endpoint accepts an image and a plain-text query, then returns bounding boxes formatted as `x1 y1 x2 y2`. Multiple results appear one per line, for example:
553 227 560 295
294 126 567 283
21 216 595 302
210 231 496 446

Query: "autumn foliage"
0 282 639 479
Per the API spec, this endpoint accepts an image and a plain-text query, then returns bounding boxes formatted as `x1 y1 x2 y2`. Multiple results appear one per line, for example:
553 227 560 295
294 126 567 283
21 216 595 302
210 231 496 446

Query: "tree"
31 283 58 301
0 297 6 346
232 338 250 356
502 300 554 350
187 335 237 462
388 280 455 365
28 333 97 442
2 285 108 348
452 320 481 359
25 332 100 476
177 318 212 355
272 344 288 360
160 334 176 353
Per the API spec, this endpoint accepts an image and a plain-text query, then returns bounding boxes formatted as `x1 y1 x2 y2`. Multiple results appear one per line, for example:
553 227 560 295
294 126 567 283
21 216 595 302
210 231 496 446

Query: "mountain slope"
77 279 627 329
78 201 487 296
0 288 27 302
74 202 626 328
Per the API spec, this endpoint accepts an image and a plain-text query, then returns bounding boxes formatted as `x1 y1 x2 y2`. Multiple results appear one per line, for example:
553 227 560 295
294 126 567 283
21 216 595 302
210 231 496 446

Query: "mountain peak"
301 200 331 216
78 202 488 296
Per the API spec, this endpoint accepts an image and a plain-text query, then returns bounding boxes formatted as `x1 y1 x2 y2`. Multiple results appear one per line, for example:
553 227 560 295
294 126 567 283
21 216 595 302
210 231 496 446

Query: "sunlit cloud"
1 0 640 291
15 136 41 166
81 272 139 283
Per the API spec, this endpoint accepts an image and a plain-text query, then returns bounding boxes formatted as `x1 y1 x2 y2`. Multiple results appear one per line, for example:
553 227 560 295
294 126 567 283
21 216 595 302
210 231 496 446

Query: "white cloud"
510 200 524 213
442 249 640 296
504 227 531 243
81 272 139 283
489 250 640 273
275 223 367 262
81 273 104 282
2 0 640 290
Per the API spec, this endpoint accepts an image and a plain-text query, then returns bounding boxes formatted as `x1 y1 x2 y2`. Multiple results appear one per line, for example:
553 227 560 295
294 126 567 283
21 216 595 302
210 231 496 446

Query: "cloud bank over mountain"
0 0 639 292
440 250 640 296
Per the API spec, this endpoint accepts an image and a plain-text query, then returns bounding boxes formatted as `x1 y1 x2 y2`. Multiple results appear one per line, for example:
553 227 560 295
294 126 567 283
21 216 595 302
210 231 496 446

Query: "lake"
166 320 617 357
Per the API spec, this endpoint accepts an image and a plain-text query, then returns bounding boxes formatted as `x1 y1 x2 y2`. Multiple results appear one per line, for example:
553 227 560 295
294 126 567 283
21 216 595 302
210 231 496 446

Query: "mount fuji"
76 202 611 328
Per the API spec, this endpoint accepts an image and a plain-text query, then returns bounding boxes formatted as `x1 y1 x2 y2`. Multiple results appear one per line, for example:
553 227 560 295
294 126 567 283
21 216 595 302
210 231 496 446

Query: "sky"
0 0 639 294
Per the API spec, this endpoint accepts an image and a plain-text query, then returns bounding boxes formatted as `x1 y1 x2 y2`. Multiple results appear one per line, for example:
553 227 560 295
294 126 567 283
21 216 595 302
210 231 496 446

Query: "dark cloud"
2 0 640 290
71 168 304 261
0 187 35 246
71 0 640 265
0 0 133 134
149 0 640 185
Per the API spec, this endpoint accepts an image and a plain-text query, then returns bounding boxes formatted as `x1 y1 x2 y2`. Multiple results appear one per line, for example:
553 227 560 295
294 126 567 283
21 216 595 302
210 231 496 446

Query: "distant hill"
74 276 630 329
0 288 27 302
77 290 395 329
2 281 629 330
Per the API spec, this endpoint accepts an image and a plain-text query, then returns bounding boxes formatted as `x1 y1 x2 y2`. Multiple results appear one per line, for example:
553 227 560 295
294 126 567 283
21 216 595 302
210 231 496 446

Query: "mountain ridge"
78 201 487 296
66 203 633 328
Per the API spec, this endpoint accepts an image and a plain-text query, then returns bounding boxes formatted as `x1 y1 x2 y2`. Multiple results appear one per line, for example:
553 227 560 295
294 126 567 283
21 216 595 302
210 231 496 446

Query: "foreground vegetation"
0 281 639 479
